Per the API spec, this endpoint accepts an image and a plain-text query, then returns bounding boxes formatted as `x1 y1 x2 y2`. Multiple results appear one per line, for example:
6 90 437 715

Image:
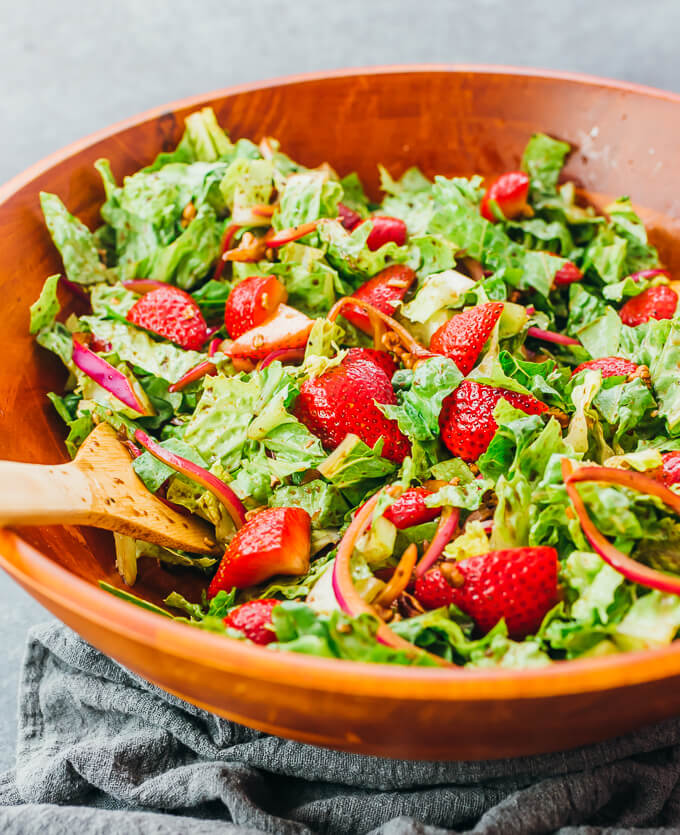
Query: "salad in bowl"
30 106 680 669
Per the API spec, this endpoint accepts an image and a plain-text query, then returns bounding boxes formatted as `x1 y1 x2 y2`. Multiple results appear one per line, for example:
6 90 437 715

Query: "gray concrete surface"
2 0 680 771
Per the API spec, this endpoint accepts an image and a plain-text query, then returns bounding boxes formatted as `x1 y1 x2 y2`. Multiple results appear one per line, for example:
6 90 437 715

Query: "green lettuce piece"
36 322 73 367
41 192 114 285
46 392 93 457
642 320 680 434
143 107 232 170
578 305 622 359
184 372 261 469
219 157 274 213
89 283 138 318
380 357 462 442
270 480 348 529
136 541 217 570
379 165 431 198
410 235 460 277
379 166 434 236
318 434 396 491
607 198 660 274
29 274 61 334
132 437 208 492
613 591 680 651
401 270 476 324
521 133 571 198
130 205 223 290
498 351 569 411
592 377 657 448
466 633 551 668
339 172 370 216
273 172 342 229
317 219 413 282
582 227 627 284
269 259 338 316
429 177 567 296
190 279 231 319
78 317 204 383
426 478 494 511
271 602 435 665
507 216 573 256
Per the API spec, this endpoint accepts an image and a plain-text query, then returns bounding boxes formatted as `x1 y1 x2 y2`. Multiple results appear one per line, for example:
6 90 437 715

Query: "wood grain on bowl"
2 66 680 759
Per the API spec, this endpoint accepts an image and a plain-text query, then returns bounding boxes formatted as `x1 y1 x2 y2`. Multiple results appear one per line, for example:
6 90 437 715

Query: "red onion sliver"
208 337 222 357
122 279 168 294
134 429 246 529
629 269 671 282
526 327 580 347
266 220 319 248
563 459 680 595
331 488 449 664
59 275 89 302
72 338 151 415
414 507 460 577
168 360 218 393
328 296 428 356
258 347 306 370
214 223 241 280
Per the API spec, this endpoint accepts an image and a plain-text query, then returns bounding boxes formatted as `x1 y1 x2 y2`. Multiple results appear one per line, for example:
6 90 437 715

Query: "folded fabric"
1 623 680 834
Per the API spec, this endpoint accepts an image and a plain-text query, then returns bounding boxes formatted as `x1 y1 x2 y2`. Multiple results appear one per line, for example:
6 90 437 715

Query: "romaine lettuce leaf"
521 133 570 199
273 171 342 229
29 274 61 334
317 219 413 282
41 192 114 285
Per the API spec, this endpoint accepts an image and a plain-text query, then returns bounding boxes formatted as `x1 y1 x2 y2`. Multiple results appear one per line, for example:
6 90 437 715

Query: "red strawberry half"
341 265 416 334
228 304 313 360
345 348 398 379
553 261 583 287
224 275 287 339
384 487 441 530
208 507 311 598
659 452 680 487
127 285 208 350
224 598 280 645
295 348 410 462
439 381 548 462
480 172 530 222
361 215 407 251
415 546 559 639
571 356 641 379
619 285 678 326
429 302 504 375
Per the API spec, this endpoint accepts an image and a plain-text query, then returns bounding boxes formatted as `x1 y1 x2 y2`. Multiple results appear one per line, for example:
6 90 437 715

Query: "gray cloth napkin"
1 624 680 834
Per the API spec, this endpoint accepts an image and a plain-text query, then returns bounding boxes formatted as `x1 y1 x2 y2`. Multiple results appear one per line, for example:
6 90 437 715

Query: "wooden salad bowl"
2 66 680 760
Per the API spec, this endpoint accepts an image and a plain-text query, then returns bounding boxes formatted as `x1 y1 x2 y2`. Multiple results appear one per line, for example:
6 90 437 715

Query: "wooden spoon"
0 423 219 554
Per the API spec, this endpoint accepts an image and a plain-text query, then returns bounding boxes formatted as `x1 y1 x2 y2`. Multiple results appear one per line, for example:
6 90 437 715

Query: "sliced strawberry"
571 356 641 379
414 568 456 610
553 261 583 287
224 598 280 645
340 265 416 334
228 304 313 360
208 507 311 598
295 347 410 462
448 546 558 639
338 203 362 231
361 215 407 251
429 302 504 375
384 487 441 530
126 285 208 350
480 172 530 222
345 348 398 379
439 380 548 462
619 285 678 326
224 275 288 339
661 452 680 487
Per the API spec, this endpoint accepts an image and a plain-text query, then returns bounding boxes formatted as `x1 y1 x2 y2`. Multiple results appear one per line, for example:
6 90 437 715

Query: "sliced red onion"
59 275 89 302
562 459 680 594
526 327 580 347
414 507 460 577
72 338 152 415
167 360 217 393
328 297 428 356
208 337 222 357
122 279 168 294
258 347 306 370
331 488 449 664
629 269 671 282
134 430 246 529
266 220 319 248
214 223 241 280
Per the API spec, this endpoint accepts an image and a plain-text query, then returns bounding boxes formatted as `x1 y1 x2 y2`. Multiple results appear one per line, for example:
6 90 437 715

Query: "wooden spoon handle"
0 460 93 525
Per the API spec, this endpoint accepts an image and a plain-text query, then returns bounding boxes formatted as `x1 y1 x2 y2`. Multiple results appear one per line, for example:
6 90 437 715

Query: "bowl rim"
3 63 680 702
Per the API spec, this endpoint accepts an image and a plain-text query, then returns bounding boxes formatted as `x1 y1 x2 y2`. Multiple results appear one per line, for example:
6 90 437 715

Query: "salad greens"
32 109 680 669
